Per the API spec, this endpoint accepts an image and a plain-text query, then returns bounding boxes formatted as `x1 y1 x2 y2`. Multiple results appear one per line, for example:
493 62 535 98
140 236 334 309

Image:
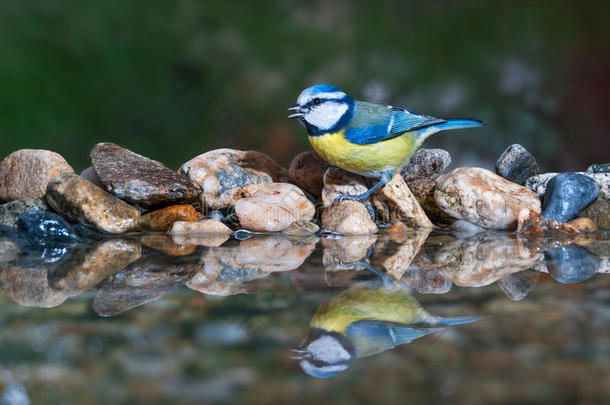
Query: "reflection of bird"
294 282 480 378
289 84 482 202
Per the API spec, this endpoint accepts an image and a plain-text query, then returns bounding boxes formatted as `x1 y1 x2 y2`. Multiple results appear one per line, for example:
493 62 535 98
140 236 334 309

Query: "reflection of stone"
93 254 197 316
373 229 430 280
371 175 433 228
48 240 141 297
434 232 541 287
497 269 539 301
235 236 317 272
0 265 68 308
0 240 18 263
545 244 600 284
322 235 376 270
140 233 196 256
402 268 452 294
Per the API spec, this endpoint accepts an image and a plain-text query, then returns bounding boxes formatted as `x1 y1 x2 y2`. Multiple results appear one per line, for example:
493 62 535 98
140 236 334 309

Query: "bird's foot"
333 193 376 222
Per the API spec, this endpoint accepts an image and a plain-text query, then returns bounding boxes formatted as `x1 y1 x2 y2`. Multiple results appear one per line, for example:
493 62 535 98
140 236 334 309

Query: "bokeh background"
1 0 609 172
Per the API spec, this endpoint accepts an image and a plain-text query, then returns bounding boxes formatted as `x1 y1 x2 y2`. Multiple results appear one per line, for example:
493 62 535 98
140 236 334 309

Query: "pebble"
321 200 378 235
80 166 103 187
435 167 541 229
180 148 291 209
169 219 232 247
0 149 74 201
288 151 326 197
234 183 315 232
400 148 451 182
586 163 609 174
281 220 320 236
0 197 49 227
496 269 539 301
525 172 609 197
406 178 454 225
45 173 141 234
17 211 78 244
494 144 538 185
578 194 609 229
91 142 198 209
371 174 434 228
47 239 141 297
138 204 201 231
545 244 600 284
541 172 600 223
0 265 68 308
321 167 370 208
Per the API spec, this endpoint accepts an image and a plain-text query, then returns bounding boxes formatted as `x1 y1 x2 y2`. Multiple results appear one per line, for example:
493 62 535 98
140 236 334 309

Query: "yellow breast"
308 130 418 176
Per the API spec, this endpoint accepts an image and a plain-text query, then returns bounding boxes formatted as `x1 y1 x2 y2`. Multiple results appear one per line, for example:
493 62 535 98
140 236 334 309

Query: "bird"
288 84 483 202
293 281 480 378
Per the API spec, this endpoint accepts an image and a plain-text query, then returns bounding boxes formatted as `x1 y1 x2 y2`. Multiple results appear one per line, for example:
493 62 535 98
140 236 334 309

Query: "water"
0 229 608 404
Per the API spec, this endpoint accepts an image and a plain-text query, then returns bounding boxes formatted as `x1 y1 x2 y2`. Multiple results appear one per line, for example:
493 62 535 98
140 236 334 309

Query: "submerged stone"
0 197 49 227
541 172 600 223
545 244 600 284
400 148 451 182
91 142 198 208
495 144 538 185
17 211 78 244
288 151 326 197
497 269 539 301
0 149 74 201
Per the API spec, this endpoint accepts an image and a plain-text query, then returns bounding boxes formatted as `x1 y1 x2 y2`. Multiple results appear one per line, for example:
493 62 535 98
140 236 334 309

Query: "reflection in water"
294 281 480 378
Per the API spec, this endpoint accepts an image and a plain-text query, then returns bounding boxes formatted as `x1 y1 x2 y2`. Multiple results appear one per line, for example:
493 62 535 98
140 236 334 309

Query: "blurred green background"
1 0 609 172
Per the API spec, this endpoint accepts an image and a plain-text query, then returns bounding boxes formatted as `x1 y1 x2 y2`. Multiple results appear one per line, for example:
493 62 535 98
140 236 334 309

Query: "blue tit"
293 282 480 378
288 84 482 202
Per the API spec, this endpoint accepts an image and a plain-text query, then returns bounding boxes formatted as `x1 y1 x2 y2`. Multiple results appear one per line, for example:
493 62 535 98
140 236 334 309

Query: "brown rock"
321 167 370 208
0 149 74 201
45 173 141 233
234 183 315 232
288 151 326 197
47 239 141 297
321 200 377 235
578 194 609 230
435 167 541 229
91 142 198 208
0 265 68 308
138 204 201 231
80 166 103 187
371 174 434 228
169 219 232 247
180 148 290 209
407 177 455 225
281 220 320 236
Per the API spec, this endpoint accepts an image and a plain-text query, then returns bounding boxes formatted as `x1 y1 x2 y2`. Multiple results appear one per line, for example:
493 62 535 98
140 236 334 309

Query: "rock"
450 220 487 238
138 204 201 231
206 210 225 222
0 265 68 308
373 229 430 280
400 148 451 182
371 174 434 228
91 142 198 208
45 173 141 233
321 201 377 235
180 148 290 209
0 240 18 263
140 233 196 256
586 163 609 174
406 178 454 225
434 232 541 287
0 149 74 201
288 151 326 197
525 172 609 198
518 211 584 234
234 183 315 232
47 239 141 297
17 211 78 244
435 167 541 229
0 197 49 227
578 194 609 229
541 172 600 223
169 219 232 247
494 144 538 185
497 269 539 301
566 217 597 233
281 220 320 236
321 167 370 208
402 268 452 295
545 244 600 284
0 227 73 270
80 166 103 187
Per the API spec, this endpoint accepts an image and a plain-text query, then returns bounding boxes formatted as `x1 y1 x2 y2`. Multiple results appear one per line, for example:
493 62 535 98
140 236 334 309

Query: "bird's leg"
334 171 394 203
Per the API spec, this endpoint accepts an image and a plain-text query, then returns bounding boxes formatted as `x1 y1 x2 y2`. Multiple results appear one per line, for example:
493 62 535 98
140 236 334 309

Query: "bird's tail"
433 119 483 131
437 316 482 326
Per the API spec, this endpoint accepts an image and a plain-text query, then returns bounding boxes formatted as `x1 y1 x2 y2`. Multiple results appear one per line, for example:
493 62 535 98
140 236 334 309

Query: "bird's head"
292 328 357 379
288 84 355 135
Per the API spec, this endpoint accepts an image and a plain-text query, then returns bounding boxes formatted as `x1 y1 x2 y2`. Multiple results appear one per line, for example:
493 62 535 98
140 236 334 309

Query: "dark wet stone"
495 144 538 185
586 163 610 174
0 225 73 270
545 244 600 284
91 142 199 209
0 197 49 227
541 173 600 223
400 148 451 182
497 269 539 301
17 211 78 244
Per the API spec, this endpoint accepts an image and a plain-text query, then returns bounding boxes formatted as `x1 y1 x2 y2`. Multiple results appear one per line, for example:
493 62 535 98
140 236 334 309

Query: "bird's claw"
332 194 377 222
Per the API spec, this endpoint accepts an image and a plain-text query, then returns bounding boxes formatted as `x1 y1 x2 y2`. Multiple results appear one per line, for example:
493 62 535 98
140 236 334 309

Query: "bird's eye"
312 98 321 106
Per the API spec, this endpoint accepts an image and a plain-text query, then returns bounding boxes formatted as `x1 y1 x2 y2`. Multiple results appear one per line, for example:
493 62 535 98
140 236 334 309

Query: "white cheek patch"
305 102 348 130
297 91 346 106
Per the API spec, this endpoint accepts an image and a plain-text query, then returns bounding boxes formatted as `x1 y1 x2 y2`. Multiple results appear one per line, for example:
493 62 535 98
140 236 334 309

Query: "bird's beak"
288 104 304 119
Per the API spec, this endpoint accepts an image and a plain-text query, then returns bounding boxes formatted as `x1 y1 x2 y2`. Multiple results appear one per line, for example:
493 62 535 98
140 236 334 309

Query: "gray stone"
0 197 48 227
400 148 451 182
526 172 609 198
586 163 609 174
495 144 538 185
541 173 600 223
